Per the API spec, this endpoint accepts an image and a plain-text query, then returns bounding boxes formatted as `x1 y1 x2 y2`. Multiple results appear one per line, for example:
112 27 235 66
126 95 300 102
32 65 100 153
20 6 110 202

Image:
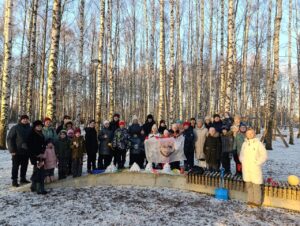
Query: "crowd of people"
7 112 268 206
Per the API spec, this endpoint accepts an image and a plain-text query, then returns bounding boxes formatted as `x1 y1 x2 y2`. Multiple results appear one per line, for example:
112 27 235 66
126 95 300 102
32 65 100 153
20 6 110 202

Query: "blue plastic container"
215 188 229 200
92 169 105 174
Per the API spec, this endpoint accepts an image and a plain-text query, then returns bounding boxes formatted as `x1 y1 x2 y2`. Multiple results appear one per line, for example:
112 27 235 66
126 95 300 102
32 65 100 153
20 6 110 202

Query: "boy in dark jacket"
221 127 234 174
98 120 113 169
70 128 86 177
85 120 98 173
204 127 222 172
6 115 31 187
30 157 47 195
109 113 120 134
56 130 71 179
112 120 129 169
183 121 195 170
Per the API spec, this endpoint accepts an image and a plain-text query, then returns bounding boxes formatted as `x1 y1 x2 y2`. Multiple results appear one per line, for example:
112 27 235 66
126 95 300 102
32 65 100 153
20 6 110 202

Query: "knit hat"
132 115 138 121
213 114 220 118
20 115 29 120
103 120 110 125
74 128 81 134
183 121 191 127
119 120 125 126
176 119 183 124
33 120 43 128
44 117 52 122
147 114 154 120
113 113 120 118
159 119 165 124
59 130 67 135
65 121 73 126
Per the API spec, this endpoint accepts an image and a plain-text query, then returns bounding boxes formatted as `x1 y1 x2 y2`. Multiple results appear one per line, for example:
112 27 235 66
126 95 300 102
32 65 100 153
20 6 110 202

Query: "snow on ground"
0 130 299 225
0 186 299 226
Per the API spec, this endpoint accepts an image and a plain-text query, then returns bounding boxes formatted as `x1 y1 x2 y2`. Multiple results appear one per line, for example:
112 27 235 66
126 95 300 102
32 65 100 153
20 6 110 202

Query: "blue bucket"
215 188 229 200
92 169 105 174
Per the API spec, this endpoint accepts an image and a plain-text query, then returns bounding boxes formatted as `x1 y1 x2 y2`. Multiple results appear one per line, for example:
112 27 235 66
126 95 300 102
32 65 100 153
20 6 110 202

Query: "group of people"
7 112 268 206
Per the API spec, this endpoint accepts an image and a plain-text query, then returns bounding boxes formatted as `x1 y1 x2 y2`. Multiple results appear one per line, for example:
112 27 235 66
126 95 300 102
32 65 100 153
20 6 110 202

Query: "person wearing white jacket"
194 119 208 168
239 129 267 206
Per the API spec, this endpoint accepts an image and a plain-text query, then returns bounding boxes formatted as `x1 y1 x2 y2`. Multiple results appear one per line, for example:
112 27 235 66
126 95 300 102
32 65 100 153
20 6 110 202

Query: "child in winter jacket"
204 127 222 172
30 157 48 195
220 127 234 174
239 129 267 206
112 121 129 169
56 130 71 179
43 140 57 183
183 121 195 171
71 128 86 177
232 124 247 176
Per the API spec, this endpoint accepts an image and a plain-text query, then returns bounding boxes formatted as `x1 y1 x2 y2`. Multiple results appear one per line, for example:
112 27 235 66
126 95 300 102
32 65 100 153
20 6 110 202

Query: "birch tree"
46 0 62 123
266 0 283 150
95 0 105 130
0 0 13 148
108 0 114 119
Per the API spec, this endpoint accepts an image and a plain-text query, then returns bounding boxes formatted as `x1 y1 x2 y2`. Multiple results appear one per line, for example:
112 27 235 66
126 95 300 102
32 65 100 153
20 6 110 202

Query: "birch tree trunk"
266 0 283 150
219 0 225 113
241 1 250 115
108 0 114 119
144 0 150 115
207 0 214 116
158 0 166 123
169 0 175 124
46 0 62 123
288 0 295 144
199 0 205 117
95 0 105 130
225 0 235 112
75 0 85 126
0 0 13 148
38 0 49 119
176 0 183 120
296 3 300 139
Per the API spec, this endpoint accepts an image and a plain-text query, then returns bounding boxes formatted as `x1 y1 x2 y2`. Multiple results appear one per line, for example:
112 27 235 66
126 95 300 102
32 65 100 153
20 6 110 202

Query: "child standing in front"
43 140 57 183
56 130 71 179
71 128 86 177
239 128 267 206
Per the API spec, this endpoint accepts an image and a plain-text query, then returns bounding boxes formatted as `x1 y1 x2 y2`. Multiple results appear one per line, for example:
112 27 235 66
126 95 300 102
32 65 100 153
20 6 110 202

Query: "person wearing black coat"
183 122 195 170
204 127 222 172
128 116 144 168
98 121 113 169
142 114 155 136
212 114 223 133
158 120 167 135
85 120 98 173
221 127 234 174
27 120 46 192
56 115 71 134
222 112 233 131
6 115 32 187
109 113 120 134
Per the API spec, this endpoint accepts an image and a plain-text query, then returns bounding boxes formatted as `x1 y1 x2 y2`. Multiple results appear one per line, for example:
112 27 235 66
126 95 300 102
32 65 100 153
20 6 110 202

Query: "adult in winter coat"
42 117 58 144
128 115 144 167
204 127 222 172
84 120 98 173
109 113 120 134
27 120 46 191
7 115 32 187
220 127 234 174
232 123 247 176
56 115 71 134
56 130 71 179
239 129 267 206
158 120 167 135
112 121 129 169
212 114 223 133
204 116 213 130
183 122 195 170
142 114 155 136
70 128 86 177
222 112 233 131
190 118 196 129
98 120 113 169
194 119 208 168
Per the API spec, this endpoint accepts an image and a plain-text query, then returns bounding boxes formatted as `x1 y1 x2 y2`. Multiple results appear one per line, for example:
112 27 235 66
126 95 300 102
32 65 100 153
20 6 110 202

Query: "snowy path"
0 186 299 226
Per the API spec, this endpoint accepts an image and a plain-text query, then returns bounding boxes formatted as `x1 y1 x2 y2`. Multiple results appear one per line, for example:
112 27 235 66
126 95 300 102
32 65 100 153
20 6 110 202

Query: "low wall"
16 171 300 212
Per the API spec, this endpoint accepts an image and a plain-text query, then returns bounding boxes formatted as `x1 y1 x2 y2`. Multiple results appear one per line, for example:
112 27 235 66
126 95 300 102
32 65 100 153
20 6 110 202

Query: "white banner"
145 136 186 163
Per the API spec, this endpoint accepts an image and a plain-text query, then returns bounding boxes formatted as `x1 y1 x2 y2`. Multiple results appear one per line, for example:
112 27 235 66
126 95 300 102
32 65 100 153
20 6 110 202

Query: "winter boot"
12 180 19 187
20 178 31 184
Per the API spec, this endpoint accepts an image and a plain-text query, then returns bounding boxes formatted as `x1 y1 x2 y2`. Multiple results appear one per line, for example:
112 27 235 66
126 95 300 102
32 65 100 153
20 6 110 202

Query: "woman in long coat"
194 119 208 168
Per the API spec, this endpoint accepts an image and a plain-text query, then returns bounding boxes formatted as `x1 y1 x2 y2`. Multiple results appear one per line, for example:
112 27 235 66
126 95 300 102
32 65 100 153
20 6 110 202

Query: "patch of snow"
105 162 117 173
129 163 141 172
162 163 172 174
